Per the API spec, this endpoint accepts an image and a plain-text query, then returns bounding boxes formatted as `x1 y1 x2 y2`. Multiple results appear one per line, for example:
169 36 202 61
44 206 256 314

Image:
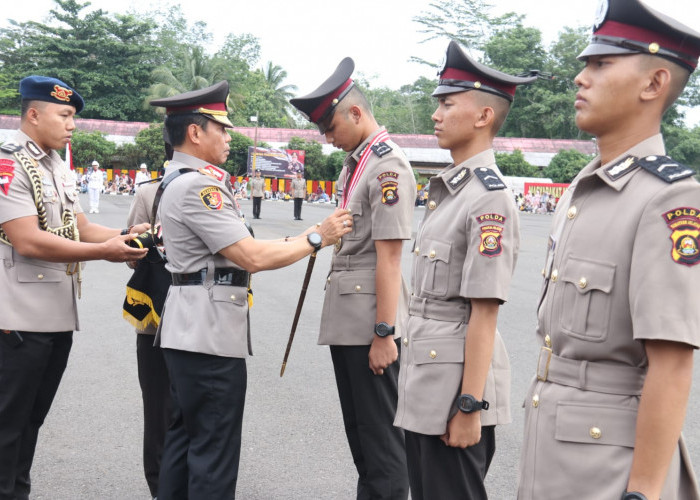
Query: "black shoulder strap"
637 155 695 183
474 167 506 190
150 168 195 227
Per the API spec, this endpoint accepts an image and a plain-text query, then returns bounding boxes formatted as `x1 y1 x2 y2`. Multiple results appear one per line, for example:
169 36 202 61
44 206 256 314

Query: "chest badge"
663 207 700 266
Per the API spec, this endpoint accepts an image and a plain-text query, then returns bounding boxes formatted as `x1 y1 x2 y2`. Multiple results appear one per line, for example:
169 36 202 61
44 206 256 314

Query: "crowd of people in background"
516 191 557 213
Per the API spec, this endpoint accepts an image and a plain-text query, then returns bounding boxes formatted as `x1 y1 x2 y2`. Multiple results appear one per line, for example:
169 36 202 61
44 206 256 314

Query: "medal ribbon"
340 130 389 209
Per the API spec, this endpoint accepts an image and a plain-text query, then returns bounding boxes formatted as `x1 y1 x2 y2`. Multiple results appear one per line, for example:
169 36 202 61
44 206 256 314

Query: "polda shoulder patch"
638 155 695 183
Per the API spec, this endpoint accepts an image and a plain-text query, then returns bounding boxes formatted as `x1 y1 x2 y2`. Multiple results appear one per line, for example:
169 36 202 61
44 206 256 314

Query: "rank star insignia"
0 159 15 195
662 207 700 266
200 186 224 210
479 224 504 257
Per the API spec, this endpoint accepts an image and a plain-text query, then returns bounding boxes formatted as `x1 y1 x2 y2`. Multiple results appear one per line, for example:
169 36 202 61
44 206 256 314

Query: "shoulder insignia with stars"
604 155 638 181
0 142 22 154
474 167 506 190
198 165 226 182
371 142 393 158
448 167 470 189
637 155 695 183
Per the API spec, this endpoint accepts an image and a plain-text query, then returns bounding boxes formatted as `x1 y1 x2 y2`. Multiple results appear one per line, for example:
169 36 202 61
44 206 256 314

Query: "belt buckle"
537 346 552 382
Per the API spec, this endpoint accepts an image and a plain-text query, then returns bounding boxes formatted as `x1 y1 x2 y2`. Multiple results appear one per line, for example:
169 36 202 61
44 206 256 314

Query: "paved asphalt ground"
27 193 700 499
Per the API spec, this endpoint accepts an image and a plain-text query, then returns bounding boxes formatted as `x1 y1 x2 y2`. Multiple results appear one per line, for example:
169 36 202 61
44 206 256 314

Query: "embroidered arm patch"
663 207 700 266
477 213 506 257
377 171 399 205
200 186 224 210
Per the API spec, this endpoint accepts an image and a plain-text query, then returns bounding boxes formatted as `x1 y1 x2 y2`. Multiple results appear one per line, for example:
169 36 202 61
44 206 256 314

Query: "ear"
474 106 495 130
186 123 201 144
349 105 362 124
640 67 671 103
25 106 40 126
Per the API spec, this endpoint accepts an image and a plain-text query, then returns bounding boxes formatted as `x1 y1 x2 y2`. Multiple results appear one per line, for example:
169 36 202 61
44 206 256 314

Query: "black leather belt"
171 268 249 287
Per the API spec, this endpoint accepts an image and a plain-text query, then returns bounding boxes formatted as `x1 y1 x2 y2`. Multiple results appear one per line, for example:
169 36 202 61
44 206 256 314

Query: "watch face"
308 232 322 247
460 397 474 411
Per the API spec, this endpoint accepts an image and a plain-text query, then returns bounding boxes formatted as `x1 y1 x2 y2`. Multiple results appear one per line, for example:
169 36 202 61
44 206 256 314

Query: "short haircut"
474 91 512 134
336 86 371 115
164 113 211 147
637 54 691 113
20 99 47 119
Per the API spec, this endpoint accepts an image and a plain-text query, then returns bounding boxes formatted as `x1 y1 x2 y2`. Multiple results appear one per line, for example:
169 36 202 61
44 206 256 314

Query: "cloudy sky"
4 0 700 124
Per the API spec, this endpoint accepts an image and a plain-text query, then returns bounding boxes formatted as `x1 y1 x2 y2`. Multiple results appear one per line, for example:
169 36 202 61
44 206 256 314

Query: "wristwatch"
621 492 647 500
306 232 322 252
456 394 489 413
374 322 395 338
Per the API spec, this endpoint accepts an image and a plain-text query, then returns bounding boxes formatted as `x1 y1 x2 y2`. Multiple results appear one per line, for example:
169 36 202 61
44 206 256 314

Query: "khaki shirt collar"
165 151 214 176
437 149 497 196
14 129 50 162
577 134 666 192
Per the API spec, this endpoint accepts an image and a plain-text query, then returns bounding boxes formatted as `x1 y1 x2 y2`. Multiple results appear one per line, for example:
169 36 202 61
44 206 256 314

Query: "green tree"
259 61 297 125
495 150 539 177
133 123 168 169
325 151 346 181
663 125 700 172
542 149 593 183
70 129 116 168
224 131 254 176
412 0 522 65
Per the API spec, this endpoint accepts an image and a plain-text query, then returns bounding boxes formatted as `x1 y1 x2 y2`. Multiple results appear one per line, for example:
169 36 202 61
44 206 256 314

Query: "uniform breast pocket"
556 256 615 341
210 285 249 325
16 261 64 283
344 204 364 241
417 239 451 298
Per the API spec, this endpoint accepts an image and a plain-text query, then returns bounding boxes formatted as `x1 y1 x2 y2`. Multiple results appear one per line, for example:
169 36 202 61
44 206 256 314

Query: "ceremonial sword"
280 250 318 377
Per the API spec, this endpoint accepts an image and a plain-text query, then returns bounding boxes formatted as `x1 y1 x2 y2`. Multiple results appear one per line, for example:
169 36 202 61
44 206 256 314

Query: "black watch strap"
621 492 647 500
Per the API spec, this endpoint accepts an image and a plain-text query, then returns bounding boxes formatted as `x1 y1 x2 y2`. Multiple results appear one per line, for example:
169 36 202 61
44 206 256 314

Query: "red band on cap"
441 68 516 97
165 102 227 114
597 20 700 65
309 79 353 123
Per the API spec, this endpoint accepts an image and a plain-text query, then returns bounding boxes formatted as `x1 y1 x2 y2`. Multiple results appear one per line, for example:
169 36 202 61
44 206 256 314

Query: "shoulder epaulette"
604 155 638 181
197 165 226 182
371 142 393 158
447 167 470 189
0 142 22 154
474 167 506 190
637 155 695 183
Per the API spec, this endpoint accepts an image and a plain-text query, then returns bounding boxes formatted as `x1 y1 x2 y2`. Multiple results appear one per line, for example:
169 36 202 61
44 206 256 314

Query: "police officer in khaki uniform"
291 58 416 500
150 81 351 499
250 169 264 219
393 42 535 500
517 2 700 499
291 171 306 220
0 76 149 500
125 174 172 499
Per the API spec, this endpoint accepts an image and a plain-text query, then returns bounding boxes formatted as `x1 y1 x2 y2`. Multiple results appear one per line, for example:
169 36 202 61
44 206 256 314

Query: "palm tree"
261 61 298 126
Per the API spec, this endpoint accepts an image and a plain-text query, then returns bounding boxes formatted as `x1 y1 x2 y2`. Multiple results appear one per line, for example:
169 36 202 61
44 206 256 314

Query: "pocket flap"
560 256 615 294
419 239 451 264
338 275 376 295
555 402 637 447
211 285 248 306
17 262 65 283
411 336 464 365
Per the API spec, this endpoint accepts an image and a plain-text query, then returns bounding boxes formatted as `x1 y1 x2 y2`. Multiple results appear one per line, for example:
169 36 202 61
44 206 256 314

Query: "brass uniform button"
355 285 362 292
589 427 602 439
532 394 539 408
414 247 420 255
551 269 559 282
429 250 436 259
578 277 588 289
541 268 545 277
544 335 552 348
327 277 331 284
230 295 236 301
429 350 437 359
428 200 437 210
403 338 408 346
37 274 44 280
649 42 660 54
567 206 577 219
